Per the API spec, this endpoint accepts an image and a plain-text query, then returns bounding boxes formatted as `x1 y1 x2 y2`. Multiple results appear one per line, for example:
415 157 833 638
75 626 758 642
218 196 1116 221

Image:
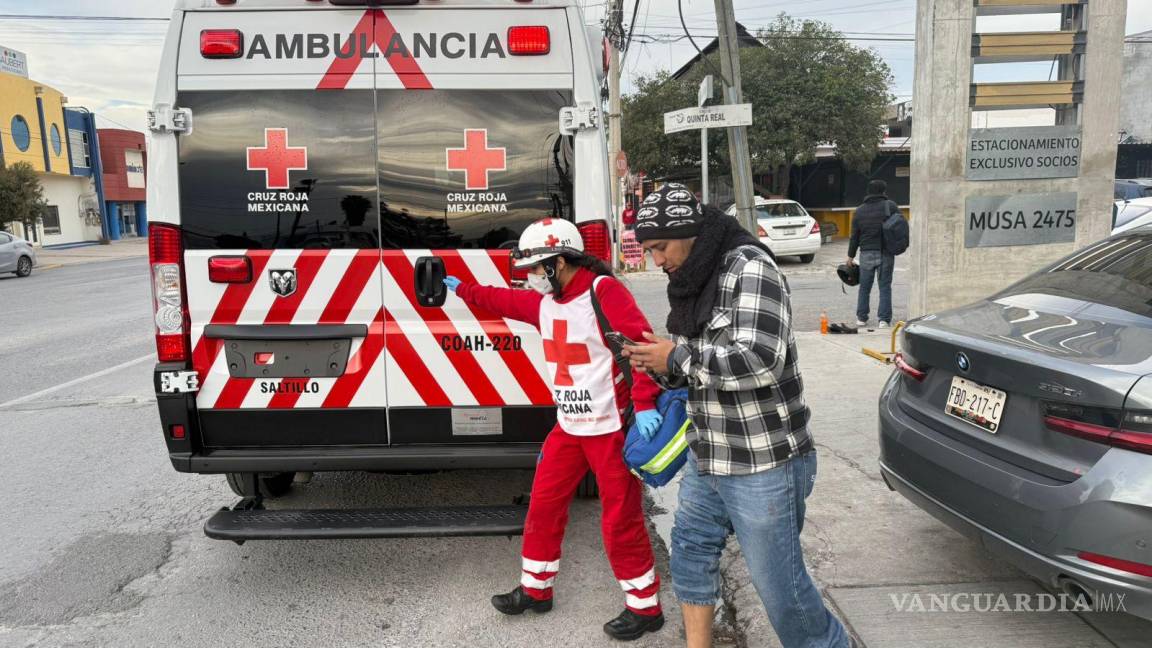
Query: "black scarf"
666 209 772 338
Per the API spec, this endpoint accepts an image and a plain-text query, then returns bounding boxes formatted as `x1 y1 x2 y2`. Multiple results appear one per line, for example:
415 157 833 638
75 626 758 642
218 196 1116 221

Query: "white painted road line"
0 353 155 410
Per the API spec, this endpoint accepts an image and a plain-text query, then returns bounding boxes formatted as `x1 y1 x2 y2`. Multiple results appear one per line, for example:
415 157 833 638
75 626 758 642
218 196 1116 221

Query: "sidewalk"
35 238 148 270
713 331 1149 647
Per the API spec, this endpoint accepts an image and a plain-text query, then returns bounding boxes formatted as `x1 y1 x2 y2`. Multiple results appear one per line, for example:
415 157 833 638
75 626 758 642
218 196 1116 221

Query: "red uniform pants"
519 425 661 615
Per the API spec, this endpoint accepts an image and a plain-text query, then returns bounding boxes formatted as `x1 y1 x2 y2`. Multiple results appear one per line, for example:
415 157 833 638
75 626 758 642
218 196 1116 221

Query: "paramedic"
443 218 666 642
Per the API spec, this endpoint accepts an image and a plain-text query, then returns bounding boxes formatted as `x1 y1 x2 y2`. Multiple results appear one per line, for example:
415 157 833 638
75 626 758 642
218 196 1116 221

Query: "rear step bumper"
171 444 543 473
205 505 527 541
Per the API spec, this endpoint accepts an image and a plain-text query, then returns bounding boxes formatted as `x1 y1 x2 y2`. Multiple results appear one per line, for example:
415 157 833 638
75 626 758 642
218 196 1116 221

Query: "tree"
622 15 894 198
621 71 702 180
0 162 48 234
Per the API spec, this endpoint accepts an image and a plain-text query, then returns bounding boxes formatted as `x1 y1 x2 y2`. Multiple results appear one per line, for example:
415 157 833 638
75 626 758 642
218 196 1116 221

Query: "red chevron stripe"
380 309 452 407
438 250 553 405
322 308 386 408
191 250 273 391
317 9 432 91
217 250 331 409
381 253 505 406
266 251 381 410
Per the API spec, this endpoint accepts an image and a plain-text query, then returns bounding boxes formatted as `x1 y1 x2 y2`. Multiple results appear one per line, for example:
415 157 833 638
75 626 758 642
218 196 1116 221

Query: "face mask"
525 273 554 295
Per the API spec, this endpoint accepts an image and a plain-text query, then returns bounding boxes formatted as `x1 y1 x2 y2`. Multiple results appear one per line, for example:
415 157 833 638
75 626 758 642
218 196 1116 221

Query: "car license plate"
777 227 800 236
945 377 1006 433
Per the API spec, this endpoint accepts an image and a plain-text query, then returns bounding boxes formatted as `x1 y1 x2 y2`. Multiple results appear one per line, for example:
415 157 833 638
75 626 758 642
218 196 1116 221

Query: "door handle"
414 256 447 308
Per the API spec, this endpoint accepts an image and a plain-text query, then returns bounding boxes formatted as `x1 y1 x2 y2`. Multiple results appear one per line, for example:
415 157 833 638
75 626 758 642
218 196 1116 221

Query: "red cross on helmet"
512 218 584 269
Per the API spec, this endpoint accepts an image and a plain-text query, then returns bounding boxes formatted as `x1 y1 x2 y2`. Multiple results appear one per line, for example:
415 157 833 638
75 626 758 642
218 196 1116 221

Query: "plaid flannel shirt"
655 245 813 476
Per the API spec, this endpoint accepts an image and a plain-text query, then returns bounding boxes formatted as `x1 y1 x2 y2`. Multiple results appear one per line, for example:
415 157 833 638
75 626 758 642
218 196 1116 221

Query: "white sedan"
727 198 821 263
0 231 36 277
1112 197 1152 235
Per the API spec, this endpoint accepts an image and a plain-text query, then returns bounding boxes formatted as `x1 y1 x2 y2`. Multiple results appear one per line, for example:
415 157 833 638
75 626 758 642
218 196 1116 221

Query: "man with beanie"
623 184 850 648
846 179 899 329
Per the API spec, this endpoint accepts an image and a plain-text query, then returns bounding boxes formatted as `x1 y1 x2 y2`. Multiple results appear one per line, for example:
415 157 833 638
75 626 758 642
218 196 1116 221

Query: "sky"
0 0 1149 133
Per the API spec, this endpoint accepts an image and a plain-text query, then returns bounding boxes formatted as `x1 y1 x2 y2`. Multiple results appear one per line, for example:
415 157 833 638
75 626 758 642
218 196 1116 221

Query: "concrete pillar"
909 0 1127 317
135 201 148 238
107 202 121 241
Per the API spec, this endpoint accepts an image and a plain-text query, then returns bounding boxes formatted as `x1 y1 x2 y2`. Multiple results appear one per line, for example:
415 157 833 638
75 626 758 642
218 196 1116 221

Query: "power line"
96 114 142 131
621 0 642 62
634 31 919 43
677 0 727 85
0 14 170 21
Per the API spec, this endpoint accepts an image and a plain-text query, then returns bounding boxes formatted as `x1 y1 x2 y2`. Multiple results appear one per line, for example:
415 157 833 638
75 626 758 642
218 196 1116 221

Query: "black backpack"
881 201 909 256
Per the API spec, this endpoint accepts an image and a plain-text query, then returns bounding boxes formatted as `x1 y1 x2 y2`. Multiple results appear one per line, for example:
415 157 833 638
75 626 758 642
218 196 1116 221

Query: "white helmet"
512 218 584 269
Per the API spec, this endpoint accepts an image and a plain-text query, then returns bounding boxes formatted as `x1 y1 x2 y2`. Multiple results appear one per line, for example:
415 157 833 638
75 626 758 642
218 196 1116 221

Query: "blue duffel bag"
624 388 692 487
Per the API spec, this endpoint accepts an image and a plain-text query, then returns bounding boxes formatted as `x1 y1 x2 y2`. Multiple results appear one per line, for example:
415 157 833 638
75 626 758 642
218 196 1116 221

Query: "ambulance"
147 0 613 540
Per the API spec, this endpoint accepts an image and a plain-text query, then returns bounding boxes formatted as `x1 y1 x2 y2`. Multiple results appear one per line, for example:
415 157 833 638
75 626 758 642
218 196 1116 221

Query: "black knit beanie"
633 183 704 242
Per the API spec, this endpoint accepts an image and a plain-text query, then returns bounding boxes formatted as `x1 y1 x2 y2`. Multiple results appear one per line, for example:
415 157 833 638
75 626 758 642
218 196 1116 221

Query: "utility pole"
607 0 624 245
712 0 756 233
699 75 713 204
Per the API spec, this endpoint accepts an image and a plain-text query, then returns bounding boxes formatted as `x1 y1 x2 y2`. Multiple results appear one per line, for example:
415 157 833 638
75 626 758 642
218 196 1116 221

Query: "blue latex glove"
443 275 462 292
634 409 663 441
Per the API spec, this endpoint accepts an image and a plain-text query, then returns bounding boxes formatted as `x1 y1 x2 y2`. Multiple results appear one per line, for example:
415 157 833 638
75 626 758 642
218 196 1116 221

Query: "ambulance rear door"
176 7 389 447
369 6 579 443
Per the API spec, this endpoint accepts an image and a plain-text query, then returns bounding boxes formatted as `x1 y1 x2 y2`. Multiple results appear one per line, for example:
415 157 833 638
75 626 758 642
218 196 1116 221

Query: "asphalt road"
0 258 155 406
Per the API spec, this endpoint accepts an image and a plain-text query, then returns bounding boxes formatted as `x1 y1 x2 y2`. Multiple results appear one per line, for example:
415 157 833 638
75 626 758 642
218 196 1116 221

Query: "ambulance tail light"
508 26 550 56
578 220 611 263
200 30 244 59
149 224 190 363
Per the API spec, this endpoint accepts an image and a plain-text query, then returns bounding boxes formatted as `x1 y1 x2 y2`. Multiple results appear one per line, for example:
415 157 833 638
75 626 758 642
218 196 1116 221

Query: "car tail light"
578 220 611 262
810 221 821 235
894 353 926 382
170 424 186 440
1077 551 1152 578
149 224 190 363
508 26 550 55
1043 403 1152 455
208 256 252 283
757 224 767 237
201 29 244 59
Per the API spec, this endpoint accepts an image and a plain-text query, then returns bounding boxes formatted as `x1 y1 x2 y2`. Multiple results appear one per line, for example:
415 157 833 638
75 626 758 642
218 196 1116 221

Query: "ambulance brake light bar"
507 26 550 55
326 0 421 5
201 29 244 58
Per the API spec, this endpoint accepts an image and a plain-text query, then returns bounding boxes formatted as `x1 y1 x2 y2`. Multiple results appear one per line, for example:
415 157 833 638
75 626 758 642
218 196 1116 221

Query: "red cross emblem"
247 128 308 190
446 129 507 191
542 319 590 387
544 234 561 247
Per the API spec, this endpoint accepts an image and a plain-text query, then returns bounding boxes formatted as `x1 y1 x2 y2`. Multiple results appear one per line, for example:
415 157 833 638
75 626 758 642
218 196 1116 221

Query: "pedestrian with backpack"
845 179 907 329
442 218 667 642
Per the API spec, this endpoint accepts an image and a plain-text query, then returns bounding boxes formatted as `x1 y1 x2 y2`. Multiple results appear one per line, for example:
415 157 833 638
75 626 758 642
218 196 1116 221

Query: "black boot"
491 586 553 615
603 609 665 641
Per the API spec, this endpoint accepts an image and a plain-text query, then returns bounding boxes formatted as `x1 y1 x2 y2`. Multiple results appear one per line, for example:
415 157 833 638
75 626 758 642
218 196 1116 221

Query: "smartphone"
605 331 637 348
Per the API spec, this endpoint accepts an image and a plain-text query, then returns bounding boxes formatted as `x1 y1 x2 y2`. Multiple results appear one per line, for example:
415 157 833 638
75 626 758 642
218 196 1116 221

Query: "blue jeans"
856 250 894 323
670 451 849 648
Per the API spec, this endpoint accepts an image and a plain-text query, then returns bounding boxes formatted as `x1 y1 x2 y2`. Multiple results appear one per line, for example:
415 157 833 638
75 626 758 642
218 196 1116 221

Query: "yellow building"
0 70 101 245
